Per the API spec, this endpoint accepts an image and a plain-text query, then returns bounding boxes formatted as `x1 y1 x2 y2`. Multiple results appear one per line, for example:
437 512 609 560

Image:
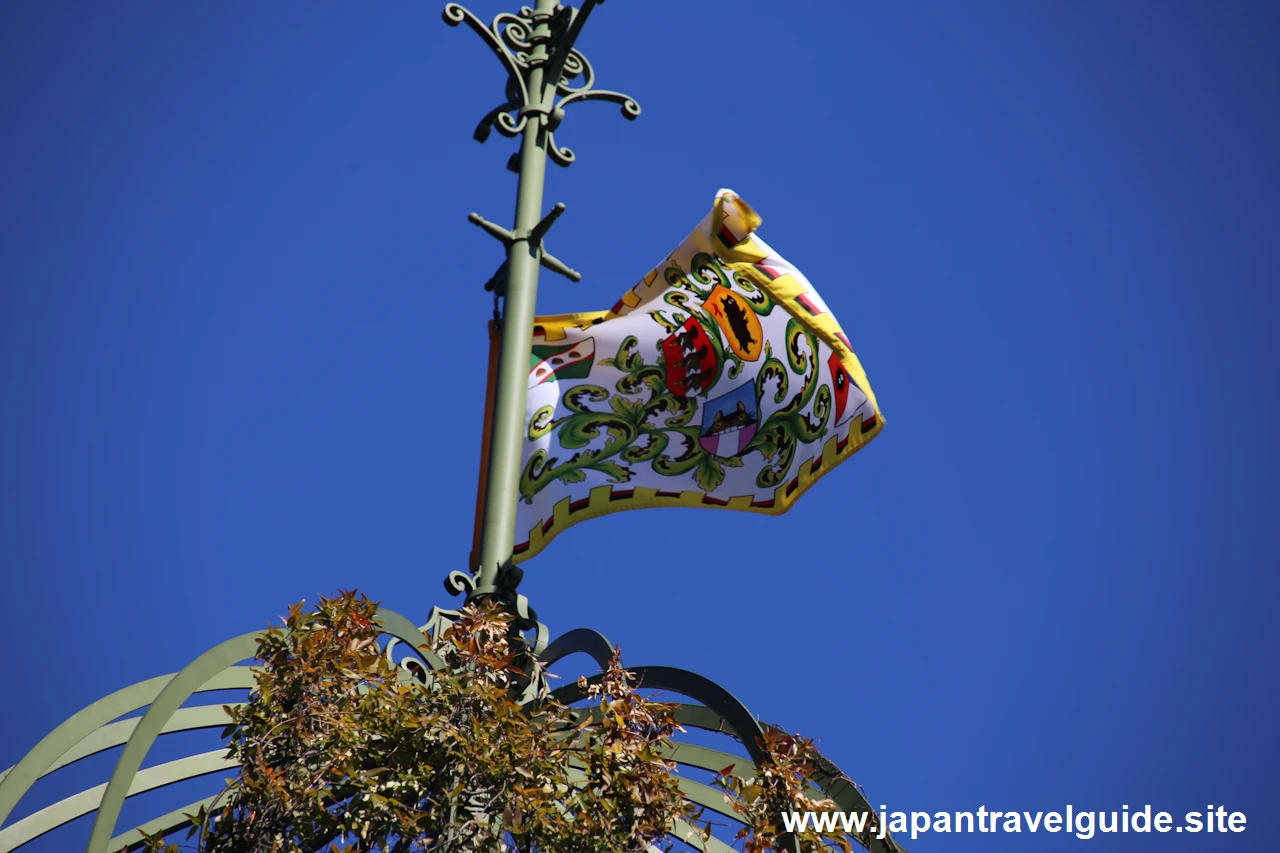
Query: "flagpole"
472 0 554 597
444 0 640 598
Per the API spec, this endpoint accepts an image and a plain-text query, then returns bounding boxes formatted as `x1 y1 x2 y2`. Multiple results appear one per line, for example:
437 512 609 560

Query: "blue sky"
2 2 1278 851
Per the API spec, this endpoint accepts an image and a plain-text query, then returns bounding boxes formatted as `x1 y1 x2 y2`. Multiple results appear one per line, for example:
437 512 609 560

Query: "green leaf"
745 427 777 462
693 456 725 492
590 460 633 483
607 394 645 421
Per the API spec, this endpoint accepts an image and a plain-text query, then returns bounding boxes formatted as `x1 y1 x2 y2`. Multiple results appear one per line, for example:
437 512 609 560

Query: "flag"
477 190 883 564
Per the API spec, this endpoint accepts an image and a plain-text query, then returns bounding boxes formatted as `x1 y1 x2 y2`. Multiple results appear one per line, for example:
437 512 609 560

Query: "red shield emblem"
828 352 851 425
662 319 719 397
828 351 871 426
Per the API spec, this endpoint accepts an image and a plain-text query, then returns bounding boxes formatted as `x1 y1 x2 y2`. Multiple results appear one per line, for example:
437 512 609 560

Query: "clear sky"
2 2 1278 851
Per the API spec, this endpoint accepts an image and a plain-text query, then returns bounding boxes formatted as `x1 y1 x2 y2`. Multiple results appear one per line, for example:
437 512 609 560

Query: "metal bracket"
483 260 509 297
467 204 582 283
483 260 509 322
444 564 549 666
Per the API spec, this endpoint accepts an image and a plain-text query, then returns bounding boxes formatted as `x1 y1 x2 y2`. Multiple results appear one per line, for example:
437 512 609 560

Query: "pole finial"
442 1 640 168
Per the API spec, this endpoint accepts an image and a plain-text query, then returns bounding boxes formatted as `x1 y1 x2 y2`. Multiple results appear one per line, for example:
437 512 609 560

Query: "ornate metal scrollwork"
387 565 550 698
443 1 640 166
382 571 480 678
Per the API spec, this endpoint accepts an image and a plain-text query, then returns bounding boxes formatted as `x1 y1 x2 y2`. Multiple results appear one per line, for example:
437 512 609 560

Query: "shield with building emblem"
699 381 758 458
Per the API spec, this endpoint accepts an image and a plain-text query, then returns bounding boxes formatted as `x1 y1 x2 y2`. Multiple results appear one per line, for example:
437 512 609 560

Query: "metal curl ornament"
557 49 589 90
547 130 575 167
494 12 534 52
442 0 640 167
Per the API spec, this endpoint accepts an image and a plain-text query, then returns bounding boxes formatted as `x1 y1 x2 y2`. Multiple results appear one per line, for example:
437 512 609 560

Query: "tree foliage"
715 729 854 853
140 591 858 853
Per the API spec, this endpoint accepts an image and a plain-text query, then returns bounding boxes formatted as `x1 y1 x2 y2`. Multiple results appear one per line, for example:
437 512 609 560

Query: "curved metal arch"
107 794 219 853
671 817 736 853
538 626 613 669
536 630 904 853
82 631 262 853
672 703 745 740
658 732 898 849
3 610 437 853
73 608 432 853
551 665 769 768
0 751 234 851
791 747 901 853
659 723 834 804
0 666 251 828
673 775 743 825
3 614 903 853
669 699 902 852
545 658 791 851
22 704 246 785
558 765 735 853
661 740 748 778
563 749 746 827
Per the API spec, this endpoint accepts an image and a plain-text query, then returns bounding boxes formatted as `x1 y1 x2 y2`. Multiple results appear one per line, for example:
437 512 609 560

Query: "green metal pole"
446 0 636 596
473 0 558 597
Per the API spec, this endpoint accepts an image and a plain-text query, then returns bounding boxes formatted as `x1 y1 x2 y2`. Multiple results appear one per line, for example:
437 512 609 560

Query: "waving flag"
478 190 883 564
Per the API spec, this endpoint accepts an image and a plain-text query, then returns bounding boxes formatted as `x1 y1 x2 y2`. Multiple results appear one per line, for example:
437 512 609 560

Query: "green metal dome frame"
0 597 905 853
